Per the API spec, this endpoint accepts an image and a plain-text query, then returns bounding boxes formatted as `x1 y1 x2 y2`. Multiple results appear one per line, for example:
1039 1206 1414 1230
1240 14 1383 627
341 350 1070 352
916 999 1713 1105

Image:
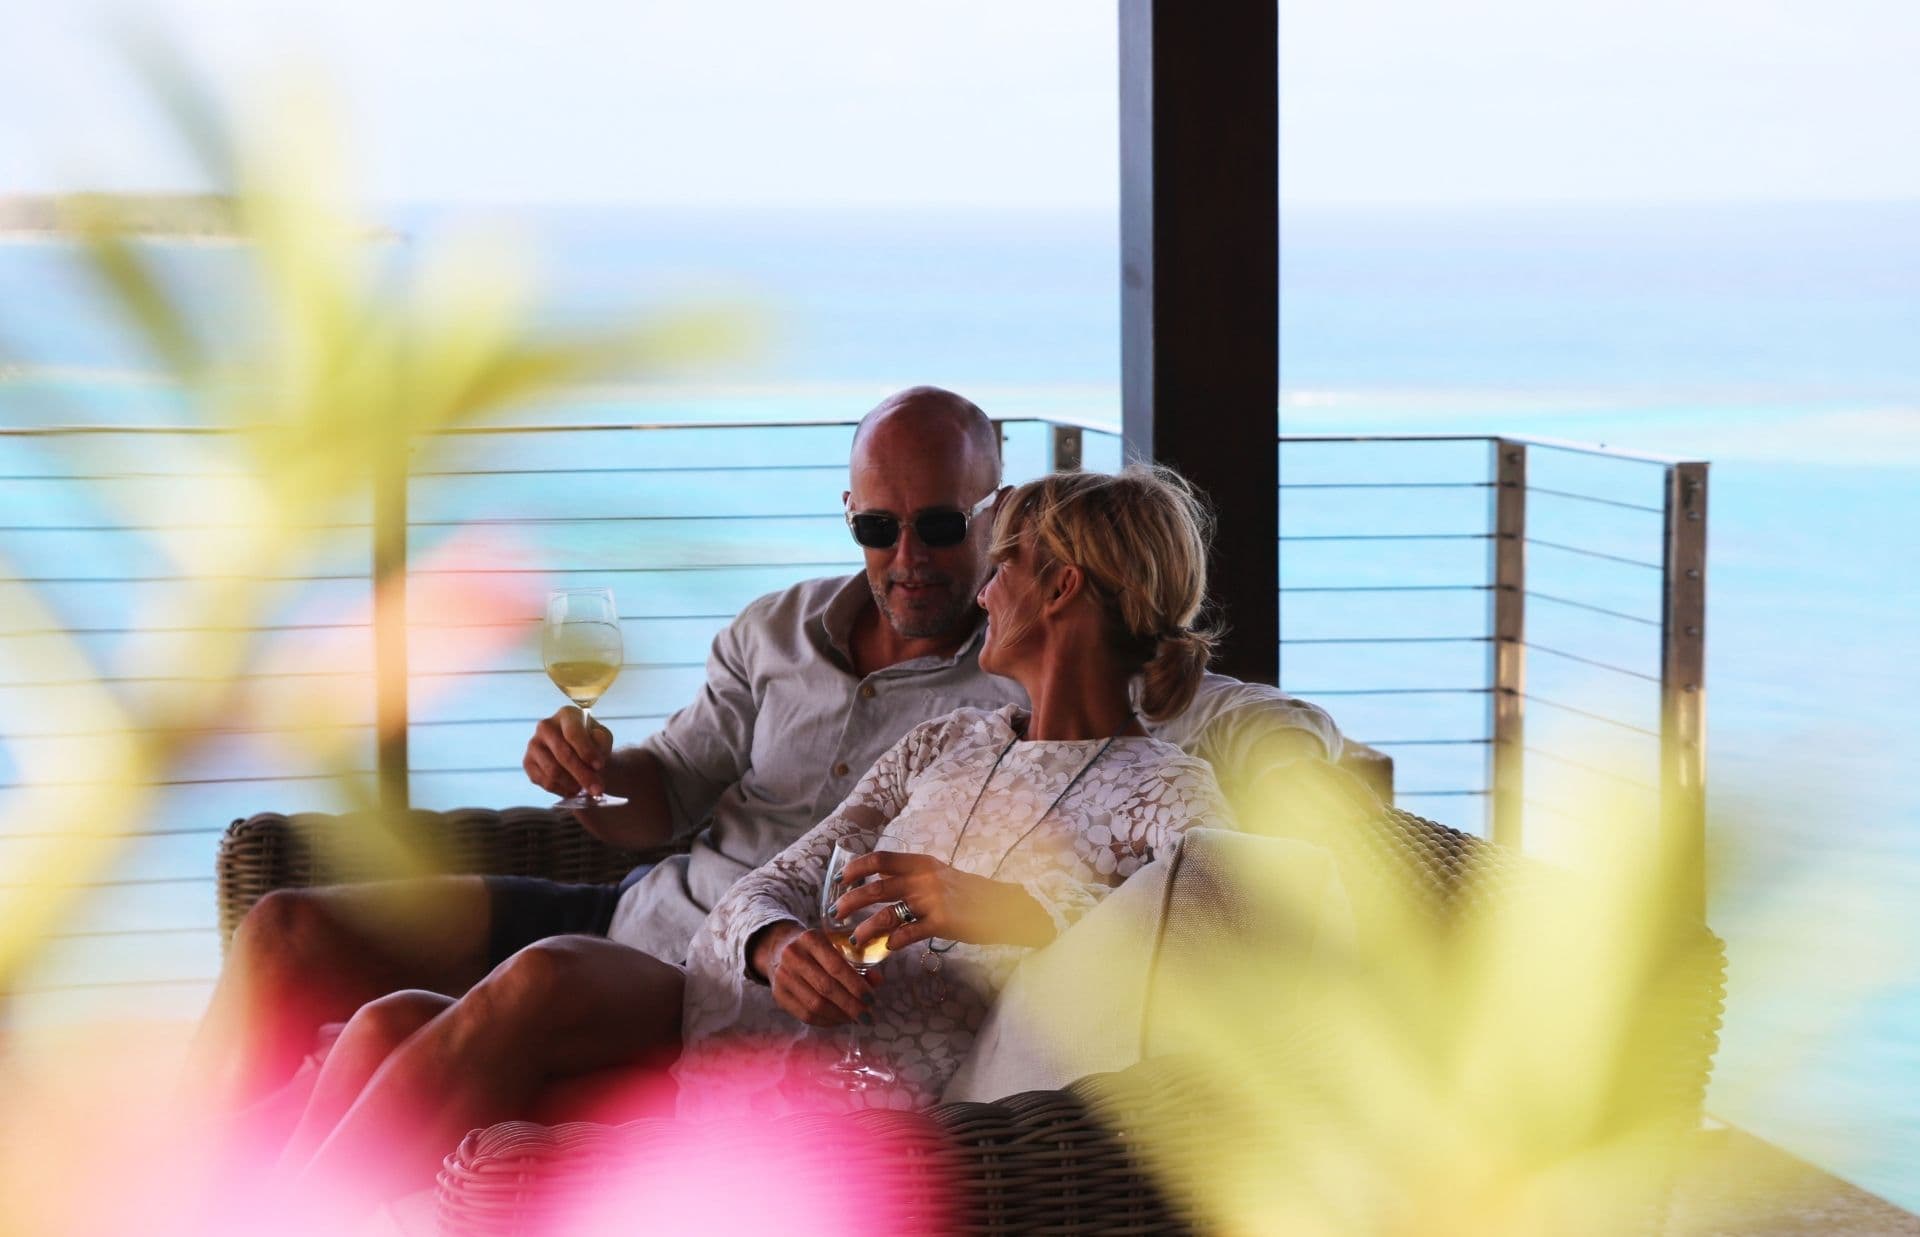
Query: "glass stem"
841 963 869 1063
580 704 597 799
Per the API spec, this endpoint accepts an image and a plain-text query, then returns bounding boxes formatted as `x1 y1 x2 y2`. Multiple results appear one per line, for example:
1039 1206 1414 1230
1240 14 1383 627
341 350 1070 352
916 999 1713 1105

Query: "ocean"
2 200 1916 1206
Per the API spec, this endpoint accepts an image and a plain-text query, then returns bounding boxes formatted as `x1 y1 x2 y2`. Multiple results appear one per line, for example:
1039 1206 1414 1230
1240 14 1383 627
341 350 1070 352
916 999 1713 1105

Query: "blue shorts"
481 864 652 969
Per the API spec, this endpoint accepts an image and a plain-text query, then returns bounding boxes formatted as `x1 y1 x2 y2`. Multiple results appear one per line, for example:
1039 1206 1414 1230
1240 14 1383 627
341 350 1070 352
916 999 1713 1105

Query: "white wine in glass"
542 587 628 809
825 927 891 969
817 837 895 1091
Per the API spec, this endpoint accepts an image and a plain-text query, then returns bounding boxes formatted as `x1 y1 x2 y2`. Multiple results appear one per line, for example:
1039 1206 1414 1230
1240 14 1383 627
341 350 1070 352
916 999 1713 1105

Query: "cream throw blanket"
943 828 1352 1102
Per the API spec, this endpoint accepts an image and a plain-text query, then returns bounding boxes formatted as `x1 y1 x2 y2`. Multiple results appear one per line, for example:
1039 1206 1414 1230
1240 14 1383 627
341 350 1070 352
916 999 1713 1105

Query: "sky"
1 0 1917 208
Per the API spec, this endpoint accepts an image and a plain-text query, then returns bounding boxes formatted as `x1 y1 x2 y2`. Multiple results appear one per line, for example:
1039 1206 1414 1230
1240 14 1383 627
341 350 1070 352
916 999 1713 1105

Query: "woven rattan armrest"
216 807 679 946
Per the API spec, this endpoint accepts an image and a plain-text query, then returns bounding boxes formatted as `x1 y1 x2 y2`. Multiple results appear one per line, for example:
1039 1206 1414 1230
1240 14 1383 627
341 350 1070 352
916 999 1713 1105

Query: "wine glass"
542 587 628 809
817 837 895 1090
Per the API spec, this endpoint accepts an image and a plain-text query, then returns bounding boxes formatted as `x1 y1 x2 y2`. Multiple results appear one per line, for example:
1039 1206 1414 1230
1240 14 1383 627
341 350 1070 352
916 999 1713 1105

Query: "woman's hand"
751 920 876 1027
833 852 1057 952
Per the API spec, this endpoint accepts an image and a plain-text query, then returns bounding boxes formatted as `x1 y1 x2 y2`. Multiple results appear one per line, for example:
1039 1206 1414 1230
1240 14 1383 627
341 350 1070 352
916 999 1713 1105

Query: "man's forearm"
571 747 678 850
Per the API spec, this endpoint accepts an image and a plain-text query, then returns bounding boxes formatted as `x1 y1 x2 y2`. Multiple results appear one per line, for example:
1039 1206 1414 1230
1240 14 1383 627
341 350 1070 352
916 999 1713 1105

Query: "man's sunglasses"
844 490 999 550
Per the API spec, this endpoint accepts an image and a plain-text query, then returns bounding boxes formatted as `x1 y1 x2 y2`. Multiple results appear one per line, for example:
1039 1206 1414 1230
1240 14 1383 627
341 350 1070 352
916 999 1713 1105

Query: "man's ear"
842 489 853 509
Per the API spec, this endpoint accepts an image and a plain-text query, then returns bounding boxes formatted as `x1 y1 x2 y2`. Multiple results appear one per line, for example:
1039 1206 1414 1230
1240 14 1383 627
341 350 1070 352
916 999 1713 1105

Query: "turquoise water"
2 202 1916 1205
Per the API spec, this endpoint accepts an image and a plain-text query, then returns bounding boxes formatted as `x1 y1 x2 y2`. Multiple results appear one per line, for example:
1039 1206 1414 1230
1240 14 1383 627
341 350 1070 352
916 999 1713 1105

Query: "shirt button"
859 683 877 700
833 762 850 778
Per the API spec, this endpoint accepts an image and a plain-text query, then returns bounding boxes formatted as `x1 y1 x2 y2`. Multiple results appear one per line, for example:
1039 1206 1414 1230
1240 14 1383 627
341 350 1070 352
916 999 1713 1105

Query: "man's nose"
892 523 933 564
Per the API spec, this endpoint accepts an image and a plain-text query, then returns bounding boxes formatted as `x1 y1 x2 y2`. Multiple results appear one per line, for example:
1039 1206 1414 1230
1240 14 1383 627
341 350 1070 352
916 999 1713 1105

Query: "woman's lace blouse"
674 704 1230 1116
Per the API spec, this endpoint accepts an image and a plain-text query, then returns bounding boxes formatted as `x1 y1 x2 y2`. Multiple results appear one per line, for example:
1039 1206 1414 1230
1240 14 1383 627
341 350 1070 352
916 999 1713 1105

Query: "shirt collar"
819 572 989 673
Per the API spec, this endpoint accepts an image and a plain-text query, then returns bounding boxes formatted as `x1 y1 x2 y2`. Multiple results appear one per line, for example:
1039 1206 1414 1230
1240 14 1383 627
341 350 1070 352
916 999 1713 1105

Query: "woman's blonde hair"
988 464 1218 720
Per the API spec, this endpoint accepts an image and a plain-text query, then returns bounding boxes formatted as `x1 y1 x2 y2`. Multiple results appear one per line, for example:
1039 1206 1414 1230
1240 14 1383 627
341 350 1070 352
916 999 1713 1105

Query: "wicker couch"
216 765 1726 1235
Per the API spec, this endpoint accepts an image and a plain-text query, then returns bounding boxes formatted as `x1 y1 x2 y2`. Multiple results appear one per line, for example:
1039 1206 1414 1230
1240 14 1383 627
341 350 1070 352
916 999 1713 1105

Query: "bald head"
844 386 1002 643
849 386 1001 495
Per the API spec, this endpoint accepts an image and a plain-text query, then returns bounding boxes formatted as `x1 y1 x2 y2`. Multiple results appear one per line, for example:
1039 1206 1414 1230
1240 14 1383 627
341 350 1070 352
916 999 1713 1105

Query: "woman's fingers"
848 893 925 948
773 956 850 1025
838 850 934 886
772 932 871 1025
881 920 937 952
833 874 913 919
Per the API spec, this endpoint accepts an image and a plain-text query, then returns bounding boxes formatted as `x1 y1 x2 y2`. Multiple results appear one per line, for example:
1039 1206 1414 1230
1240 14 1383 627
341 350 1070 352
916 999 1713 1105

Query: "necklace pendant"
918 947 950 1010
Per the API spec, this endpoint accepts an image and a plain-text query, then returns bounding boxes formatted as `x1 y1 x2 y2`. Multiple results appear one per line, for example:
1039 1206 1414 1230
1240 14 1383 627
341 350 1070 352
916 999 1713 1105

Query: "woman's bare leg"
187 877 491 1108
275 990 455 1173
288 935 684 1213
223 1048 326 1156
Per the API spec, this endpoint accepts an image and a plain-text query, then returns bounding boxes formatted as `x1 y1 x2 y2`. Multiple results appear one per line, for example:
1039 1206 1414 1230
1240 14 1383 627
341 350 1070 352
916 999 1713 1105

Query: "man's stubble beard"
869 577 974 641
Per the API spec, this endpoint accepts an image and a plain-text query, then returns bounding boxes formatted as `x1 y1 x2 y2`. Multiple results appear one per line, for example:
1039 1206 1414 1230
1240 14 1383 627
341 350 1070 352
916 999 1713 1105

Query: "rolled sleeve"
1147 674 1343 783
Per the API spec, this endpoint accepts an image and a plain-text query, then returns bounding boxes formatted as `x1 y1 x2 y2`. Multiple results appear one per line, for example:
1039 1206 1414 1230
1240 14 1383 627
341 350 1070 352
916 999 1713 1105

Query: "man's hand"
833 852 1056 953
523 706 613 798
750 920 876 1027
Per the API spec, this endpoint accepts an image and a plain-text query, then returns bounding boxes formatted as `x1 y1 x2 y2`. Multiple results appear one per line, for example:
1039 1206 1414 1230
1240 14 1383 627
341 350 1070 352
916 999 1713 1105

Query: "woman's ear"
1042 563 1085 617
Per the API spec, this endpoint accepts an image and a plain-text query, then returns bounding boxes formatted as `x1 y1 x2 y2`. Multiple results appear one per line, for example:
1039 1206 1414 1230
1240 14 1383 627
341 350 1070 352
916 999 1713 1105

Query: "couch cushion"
942 828 1351 1102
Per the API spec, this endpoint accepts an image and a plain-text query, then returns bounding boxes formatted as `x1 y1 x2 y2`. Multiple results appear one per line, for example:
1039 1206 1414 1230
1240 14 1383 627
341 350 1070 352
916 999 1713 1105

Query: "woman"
674 463 1232 1113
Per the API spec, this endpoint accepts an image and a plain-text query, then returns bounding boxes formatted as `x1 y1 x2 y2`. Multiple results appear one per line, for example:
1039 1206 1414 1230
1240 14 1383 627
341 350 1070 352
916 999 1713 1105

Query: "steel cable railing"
1271 432 1705 917
0 417 1707 1018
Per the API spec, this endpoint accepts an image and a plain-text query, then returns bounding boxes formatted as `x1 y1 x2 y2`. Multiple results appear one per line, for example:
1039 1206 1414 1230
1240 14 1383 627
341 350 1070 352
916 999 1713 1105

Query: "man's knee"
233 889 339 967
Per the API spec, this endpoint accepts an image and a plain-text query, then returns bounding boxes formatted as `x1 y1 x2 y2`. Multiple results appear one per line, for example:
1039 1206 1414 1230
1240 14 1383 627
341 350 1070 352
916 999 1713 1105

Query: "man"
195 387 1338 1165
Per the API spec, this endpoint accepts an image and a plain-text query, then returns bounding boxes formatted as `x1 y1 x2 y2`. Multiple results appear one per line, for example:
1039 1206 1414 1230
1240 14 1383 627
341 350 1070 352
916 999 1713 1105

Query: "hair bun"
1139 621 1216 720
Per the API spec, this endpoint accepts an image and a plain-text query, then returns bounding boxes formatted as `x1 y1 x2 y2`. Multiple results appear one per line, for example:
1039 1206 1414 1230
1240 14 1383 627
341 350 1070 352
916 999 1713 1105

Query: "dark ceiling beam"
1120 0 1280 686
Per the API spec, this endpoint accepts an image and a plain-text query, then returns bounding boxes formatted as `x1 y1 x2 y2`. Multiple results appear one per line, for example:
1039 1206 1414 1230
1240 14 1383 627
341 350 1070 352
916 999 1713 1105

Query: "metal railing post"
1051 424 1084 472
1490 440 1527 846
1661 462 1709 921
373 438 411 814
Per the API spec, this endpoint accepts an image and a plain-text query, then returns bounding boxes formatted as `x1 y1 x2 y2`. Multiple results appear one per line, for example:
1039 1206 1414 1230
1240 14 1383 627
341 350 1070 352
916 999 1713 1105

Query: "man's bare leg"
288 935 684 1214
187 876 492 1108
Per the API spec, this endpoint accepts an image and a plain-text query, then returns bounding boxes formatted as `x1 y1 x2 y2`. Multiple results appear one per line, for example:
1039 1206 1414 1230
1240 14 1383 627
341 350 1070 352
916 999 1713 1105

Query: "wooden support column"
1120 0 1279 686
1489 440 1527 847
1661 463 1709 922
373 438 410 814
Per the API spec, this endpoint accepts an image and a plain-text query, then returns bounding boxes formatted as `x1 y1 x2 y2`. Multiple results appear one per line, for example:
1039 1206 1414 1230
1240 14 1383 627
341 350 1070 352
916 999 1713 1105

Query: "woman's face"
976 534 1046 678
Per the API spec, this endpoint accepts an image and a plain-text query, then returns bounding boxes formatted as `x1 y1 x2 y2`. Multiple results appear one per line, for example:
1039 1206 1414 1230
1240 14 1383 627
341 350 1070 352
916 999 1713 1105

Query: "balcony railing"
1263 432 1708 922
0 414 1706 1019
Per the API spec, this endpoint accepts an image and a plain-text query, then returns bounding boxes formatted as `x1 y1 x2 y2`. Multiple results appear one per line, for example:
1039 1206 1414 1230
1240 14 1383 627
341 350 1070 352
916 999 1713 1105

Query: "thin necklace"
918 714 1125 1009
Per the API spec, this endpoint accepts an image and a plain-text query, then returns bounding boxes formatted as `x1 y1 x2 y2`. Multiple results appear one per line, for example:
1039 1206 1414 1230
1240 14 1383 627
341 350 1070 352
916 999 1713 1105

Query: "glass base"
818 1057 896 1091
554 791 628 810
